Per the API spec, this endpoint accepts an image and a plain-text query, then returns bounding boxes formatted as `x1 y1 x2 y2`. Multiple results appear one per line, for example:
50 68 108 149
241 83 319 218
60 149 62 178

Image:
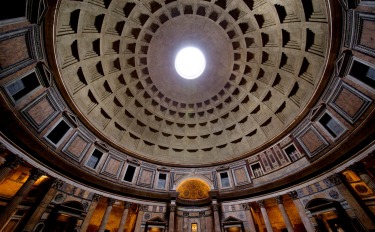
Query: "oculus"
175 47 206 79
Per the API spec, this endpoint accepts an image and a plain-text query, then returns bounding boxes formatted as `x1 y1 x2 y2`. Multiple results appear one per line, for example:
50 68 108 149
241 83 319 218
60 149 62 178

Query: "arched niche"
176 178 211 200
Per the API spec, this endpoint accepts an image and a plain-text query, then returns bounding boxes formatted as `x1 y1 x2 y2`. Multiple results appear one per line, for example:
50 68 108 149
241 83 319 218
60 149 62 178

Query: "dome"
54 0 330 166
1 0 375 231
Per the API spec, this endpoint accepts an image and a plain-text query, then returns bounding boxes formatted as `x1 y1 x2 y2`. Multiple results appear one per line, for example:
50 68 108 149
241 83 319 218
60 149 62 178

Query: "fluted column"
350 162 375 193
275 196 294 232
24 179 64 232
288 191 314 232
199 211 206 232
0 155 23 182
257 200 273 232
134 204 146 232
243 203 256 232
168 203 176 232
328 174 375 230
212 200 221 232
98 198 115 232
118 201 131 232
0 168 44 228
80 194 102 232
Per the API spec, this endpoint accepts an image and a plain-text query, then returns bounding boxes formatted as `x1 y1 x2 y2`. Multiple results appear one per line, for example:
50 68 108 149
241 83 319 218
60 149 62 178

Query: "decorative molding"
328 81 372 124
169 204 176 212
4 155 24 169
52 179 64 190
295 124 329 158
92 193 102 202
0 26 40 79
327 173 342 186
212 203 219 211
62 131 92 162
352 11 375 57
21 90 61 132
29 168 45 180
257 200 265 208
288 190 299 200
275 196 283 204
107 198 116 205
125 201 131 209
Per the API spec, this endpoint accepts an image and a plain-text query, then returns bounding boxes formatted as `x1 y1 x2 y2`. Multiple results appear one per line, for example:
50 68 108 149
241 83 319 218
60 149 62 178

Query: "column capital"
29 168 45 181
0 143 8 154
169 204 176 212
107 198 116 206
139 204 148 211
275 196 283 204
327 173 343 186
124 201 132 209
288 190 299 200
92 193 102 202
4 155 23 169
52 179 64 189
257 200 265 208
212 203 219 211
242 203 251 210
348 162 366 175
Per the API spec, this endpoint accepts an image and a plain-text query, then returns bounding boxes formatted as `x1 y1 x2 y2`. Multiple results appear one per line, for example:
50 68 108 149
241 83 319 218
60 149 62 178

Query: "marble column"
118 201 131 232
243 203 257 232
199 211 206 232
134 204 146 232
288 191 315 232
257 200 273 232
168 203 176 232
328 174 375 230
275 196 294 232
183 212 189 231
350 162 375 193
98 198 115 232
212 200 221 232
0 168 44 228
24 179 64 232
0 155 23 182
80 194 102 232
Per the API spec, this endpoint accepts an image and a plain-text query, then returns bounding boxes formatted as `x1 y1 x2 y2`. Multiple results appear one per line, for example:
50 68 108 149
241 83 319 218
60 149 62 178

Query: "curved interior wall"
0 0 375 231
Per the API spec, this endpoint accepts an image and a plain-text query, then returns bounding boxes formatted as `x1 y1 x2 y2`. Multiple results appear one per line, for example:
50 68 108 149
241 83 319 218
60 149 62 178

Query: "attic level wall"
0 0 375 231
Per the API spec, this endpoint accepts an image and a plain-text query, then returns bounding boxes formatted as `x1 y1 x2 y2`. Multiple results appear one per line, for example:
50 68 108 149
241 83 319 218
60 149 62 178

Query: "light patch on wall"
176 178 210 200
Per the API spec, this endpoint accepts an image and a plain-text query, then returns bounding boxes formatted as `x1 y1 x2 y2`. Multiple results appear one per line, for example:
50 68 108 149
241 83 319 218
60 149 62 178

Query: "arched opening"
44 201 85 232
305 198 356 232
176 178 211 200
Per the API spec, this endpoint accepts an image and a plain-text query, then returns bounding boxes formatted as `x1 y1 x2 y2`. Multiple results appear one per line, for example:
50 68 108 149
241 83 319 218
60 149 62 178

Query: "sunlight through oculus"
175 47 206 79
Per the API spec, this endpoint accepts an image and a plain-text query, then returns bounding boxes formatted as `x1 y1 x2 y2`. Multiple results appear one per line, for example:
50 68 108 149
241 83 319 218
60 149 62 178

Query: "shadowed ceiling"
55 0 330 165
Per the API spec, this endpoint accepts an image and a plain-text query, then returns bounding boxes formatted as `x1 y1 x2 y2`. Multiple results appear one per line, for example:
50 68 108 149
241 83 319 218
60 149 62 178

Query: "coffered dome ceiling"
55 0 330 165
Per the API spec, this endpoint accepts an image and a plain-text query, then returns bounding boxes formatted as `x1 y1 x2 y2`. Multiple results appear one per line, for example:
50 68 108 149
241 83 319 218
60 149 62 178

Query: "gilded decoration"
176 179 210 200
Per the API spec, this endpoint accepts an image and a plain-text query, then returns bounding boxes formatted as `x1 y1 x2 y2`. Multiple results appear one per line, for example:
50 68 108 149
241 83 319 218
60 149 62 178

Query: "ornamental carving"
92 194 102 202
125 202 131 209
349 163 366 175
170 204 176 212
328 190 340 199
257 200 265 208
29 168 45 180
4 155 23 169
327 174 343 186
52 179 64 189
275 196 283 204
107 198 116 205
212 203 219 212
176 178 210 200
288 191 299 200
354 184 369 194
